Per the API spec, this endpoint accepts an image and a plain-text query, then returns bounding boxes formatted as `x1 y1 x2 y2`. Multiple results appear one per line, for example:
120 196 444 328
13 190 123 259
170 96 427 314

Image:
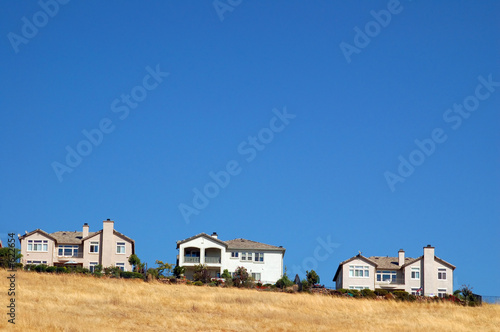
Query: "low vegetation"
2 269 499 331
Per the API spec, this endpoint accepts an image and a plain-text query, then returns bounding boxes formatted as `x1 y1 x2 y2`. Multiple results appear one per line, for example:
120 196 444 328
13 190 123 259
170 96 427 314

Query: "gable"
19 229 57 242
177 233 228 249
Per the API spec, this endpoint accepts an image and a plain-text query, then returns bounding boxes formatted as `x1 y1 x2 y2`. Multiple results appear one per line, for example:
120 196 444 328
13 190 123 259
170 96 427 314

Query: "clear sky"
1 1 498 295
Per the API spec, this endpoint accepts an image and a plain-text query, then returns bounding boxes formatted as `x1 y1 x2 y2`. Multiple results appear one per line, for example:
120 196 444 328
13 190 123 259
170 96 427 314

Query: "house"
333 245 455 297
18 219 135 272
176 232 285 284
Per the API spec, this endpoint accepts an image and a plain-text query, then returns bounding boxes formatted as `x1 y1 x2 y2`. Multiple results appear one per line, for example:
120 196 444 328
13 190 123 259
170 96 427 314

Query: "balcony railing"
184 257 200 263
376 278 405 285
205 257 221 264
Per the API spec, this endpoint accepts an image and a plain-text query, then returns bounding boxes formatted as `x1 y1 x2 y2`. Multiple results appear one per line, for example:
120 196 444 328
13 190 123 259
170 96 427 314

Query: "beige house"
177 232 285 284
333 245 455 297
18 219 135 272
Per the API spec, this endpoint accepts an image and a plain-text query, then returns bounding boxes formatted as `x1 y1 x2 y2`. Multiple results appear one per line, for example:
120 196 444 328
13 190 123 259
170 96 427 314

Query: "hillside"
2 270 499 331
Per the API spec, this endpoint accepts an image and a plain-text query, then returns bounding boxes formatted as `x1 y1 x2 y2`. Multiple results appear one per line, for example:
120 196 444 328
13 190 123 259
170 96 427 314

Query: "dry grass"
1 270 499 331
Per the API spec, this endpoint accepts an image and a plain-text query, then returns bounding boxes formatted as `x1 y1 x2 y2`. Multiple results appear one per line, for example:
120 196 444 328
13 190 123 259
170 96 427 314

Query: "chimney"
398 249 405 266
211 232 218 239
82 223 89 238
423 245 435 296
102 219 115 267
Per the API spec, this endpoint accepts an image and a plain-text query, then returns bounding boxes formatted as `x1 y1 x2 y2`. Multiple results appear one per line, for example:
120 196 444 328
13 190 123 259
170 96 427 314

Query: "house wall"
178 236 226 266
19 232 55 265
341 258 376 290
223 250 283 284
83 232 133 271
434 260 454 296
403 260 423 293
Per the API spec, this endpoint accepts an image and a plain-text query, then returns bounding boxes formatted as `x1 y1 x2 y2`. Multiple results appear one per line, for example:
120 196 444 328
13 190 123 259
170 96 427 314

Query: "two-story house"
176 232 285 284
18 219 135 272
333 245 455 297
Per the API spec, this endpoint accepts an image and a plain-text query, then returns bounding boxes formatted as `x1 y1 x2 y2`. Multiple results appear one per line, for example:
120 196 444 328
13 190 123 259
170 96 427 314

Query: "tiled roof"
225 238 285 251
369 256 418 270
50 231 97 244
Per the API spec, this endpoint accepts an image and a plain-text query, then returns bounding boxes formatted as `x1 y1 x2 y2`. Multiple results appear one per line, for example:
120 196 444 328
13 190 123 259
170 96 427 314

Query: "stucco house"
18 219 135 272
333 245 455 297
176 232 285 284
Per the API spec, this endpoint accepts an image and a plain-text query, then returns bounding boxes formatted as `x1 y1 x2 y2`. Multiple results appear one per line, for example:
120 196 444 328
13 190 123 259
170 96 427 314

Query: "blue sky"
1 1 498 295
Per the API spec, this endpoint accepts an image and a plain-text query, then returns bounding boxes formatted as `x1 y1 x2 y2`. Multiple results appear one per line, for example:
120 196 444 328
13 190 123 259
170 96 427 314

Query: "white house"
333 245 455 297
176 232 285 284
18 219 135 272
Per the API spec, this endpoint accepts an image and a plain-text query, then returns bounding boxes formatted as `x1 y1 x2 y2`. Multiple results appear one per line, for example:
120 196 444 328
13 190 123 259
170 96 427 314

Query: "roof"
18 229 58 242
225 238 285 252
176 233 286 253
369 256 418 270
51 231 97 244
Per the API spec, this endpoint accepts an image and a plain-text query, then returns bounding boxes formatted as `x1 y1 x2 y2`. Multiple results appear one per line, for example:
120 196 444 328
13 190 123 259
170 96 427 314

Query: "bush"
186 280 192 285
361 289 376 299
193 281 203 286
232 266 249 288
173 265 186 278
193 264 211 284
374 289 388 296
306 270 320 285
393 290 410 301
56 266 68 273
34 264 48 272
120 271 144 279
24 264 36 271
46 266 57 273
146 268 159 279
275 275 294 289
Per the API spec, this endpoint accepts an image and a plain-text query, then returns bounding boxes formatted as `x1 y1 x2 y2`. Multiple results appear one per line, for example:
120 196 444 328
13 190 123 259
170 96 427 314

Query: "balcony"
205 256 221 264
184 257 200 263
376 278 405 286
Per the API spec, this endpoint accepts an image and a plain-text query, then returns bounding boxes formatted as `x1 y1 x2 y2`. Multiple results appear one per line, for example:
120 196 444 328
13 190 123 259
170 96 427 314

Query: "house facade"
333 245 455 297
18 219 135 272
176 232 285 284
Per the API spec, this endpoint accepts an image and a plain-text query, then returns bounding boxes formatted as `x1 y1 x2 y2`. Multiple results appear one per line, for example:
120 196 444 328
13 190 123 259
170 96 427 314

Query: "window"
254 253 264 262
89 262 98 273
349 286 369 290
438 268 447 280
231 251 239 258
58 245 79 257
116 242 126 254
116 263 125 271
376 270 397 282
411 267 420 280
90 242 99 253
251 273 261 281
349 265 369 278
28 240 48 252
438 288 447 298
241 252 252 261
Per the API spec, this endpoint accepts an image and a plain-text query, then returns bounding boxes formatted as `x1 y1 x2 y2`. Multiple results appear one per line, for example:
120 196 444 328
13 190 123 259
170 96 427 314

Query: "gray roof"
176 233 285 252
51 231 97 244
369 256 418 270
225 238 285 252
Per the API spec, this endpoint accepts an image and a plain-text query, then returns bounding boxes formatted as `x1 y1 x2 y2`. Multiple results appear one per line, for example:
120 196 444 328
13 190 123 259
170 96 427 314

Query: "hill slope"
2 270 499 331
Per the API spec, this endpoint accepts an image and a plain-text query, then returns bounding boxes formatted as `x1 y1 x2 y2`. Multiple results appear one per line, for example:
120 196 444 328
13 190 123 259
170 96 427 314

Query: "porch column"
200 248 205 264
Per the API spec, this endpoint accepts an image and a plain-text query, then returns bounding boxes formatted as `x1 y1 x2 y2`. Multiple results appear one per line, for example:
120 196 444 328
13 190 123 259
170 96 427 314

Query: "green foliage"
0 247 23 268
275 274 294 289
56 266 68 273
103 266 121 277
306 270 320 285
173 265 186 278
393 290 410 301
193 264 211 284
460 284 480 307
120 271 145 279
128 254 141 272
155 260 173 277
34 264 48 272
193 281 203 286
221 269 231 279
146 268 159 279
47 266 57 273
374 289 388 296
94 264 103 274
361 288 376 299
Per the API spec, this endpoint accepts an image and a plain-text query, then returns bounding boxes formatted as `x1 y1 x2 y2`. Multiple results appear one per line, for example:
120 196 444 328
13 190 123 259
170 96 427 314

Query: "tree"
232 266 249 287
275 267 294 289
155 260 173 277
306 270 320 285
0 247 22 268
173 265 185 278
193 264 211 283
128 254 141 272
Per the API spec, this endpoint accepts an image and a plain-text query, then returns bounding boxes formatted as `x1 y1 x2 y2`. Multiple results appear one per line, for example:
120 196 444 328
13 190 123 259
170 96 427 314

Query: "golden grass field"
1 270 499 331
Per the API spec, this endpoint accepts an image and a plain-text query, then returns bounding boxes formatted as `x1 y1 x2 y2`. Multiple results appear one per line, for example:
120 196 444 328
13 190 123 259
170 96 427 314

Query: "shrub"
173 265 186 278
306 270 320 285
233 266 249 288
46 266 57 273
374 289 388 296
120 271 144 279
193 264 211 284
24 264 36 271
275 275 294 289
186 280 192 285
34 264 48 272
361 289 376 299
56 266 68 273
393 290 410 301
193 281 203 286
408 294 417 302
146 268 159 279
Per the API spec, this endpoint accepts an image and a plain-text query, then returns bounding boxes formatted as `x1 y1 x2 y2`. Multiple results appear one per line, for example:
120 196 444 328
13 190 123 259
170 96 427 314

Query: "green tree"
155 260 173 277
128 254 141 272
0 247 22 268
232 266 249 287
173 265 185 278
306 270 320 285
275 267 294 289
